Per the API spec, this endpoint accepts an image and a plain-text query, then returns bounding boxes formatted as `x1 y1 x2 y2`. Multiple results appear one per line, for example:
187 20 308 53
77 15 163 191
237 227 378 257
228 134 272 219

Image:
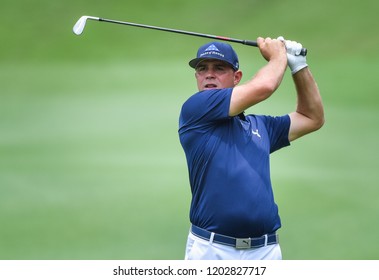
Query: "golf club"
73 15 307 56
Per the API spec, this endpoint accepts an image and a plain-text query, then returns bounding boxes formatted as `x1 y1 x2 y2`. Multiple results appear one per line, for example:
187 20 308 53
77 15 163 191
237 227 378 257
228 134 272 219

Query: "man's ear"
234 70 243 86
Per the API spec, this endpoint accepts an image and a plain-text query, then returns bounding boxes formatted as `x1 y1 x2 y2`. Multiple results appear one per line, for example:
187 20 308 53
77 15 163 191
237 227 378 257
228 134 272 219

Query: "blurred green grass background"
1 0 378 259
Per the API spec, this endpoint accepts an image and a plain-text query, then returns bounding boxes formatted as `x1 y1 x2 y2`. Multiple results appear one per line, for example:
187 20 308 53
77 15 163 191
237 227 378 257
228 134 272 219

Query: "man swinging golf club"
178 37 324 260
72 16 323 259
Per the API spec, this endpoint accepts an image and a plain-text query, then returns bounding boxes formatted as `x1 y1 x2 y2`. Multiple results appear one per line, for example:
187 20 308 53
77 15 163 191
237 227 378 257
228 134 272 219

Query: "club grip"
242 40 258 47
242 40 307 56
299 48 307 56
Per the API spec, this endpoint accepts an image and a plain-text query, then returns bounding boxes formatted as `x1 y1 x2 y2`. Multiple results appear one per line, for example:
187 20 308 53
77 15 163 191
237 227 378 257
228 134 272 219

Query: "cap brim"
189 58 203 69
188 57 237 70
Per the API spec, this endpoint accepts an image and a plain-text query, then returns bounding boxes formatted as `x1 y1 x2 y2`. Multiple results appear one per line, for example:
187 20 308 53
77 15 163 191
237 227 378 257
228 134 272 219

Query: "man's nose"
205 68 216 78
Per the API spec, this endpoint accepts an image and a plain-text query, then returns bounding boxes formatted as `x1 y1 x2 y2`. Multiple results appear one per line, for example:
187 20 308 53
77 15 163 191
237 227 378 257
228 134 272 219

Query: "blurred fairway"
0 0 378 259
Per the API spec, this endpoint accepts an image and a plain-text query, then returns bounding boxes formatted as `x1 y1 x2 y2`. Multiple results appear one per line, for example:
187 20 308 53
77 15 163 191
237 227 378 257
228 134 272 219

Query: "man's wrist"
290 63 308 74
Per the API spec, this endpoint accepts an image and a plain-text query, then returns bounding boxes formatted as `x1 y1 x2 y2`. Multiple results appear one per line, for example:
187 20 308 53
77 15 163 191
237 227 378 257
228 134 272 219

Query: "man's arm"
229 37 287 117
288 68 324 141
282 38 325 141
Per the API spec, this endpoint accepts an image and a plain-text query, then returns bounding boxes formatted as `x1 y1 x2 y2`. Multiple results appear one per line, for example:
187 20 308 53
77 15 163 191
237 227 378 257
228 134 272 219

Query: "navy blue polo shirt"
178 88 290 238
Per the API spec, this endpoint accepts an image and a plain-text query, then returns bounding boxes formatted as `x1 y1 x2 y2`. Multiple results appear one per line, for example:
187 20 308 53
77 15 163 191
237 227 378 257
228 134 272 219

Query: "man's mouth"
204 83 218 89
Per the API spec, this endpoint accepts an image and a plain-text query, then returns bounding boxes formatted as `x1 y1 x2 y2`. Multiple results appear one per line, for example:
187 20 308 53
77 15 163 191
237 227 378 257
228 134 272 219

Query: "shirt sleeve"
259 114 291 153
179 88 232 129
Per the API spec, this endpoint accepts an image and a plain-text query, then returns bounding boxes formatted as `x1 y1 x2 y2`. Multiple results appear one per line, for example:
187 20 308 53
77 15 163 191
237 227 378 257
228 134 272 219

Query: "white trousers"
185 231 282 260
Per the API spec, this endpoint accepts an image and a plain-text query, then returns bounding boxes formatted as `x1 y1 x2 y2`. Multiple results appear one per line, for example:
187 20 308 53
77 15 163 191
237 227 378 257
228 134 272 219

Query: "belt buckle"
235 238 251 249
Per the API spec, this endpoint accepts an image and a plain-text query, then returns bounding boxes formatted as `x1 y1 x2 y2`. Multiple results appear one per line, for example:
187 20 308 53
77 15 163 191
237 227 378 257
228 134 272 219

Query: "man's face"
195 59 242 91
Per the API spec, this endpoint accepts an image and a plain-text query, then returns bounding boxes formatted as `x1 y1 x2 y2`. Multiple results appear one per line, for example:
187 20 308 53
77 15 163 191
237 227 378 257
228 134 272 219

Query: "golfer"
178 37 324 260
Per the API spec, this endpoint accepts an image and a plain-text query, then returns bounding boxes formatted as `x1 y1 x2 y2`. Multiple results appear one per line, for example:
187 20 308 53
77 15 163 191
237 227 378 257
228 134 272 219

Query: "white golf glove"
278 36 308 74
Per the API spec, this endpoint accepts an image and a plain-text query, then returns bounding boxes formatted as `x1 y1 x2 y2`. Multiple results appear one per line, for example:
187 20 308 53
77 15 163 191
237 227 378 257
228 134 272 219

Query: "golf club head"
73 16 99 35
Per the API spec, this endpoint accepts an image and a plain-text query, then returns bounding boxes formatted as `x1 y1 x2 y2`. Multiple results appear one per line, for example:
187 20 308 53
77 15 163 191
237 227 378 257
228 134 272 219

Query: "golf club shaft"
99 18 257 46
97 17 307 56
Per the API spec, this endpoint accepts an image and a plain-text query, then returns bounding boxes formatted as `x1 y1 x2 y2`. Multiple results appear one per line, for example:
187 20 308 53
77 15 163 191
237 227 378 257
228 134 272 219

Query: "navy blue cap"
189 41 239 70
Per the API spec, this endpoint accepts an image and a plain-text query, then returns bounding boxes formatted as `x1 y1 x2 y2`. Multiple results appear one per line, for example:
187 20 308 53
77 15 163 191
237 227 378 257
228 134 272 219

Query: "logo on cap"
204 44 220 52
200 44 225 59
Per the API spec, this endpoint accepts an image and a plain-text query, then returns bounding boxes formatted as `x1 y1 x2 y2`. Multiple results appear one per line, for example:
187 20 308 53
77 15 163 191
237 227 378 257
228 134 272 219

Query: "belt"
191 225 279 250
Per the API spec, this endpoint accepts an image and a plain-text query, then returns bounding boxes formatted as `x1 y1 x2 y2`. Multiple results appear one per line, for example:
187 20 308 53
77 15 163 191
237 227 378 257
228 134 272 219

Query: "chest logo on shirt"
252 129 261 138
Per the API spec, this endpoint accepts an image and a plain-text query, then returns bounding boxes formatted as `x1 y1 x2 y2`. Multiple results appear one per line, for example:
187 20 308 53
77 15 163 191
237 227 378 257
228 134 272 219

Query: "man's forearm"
229 57 287 116
293 68 325 128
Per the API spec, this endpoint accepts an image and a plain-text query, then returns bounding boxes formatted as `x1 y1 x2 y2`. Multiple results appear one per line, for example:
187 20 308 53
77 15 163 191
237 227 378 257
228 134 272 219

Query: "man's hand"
257 37 287 62
278 36 308 74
